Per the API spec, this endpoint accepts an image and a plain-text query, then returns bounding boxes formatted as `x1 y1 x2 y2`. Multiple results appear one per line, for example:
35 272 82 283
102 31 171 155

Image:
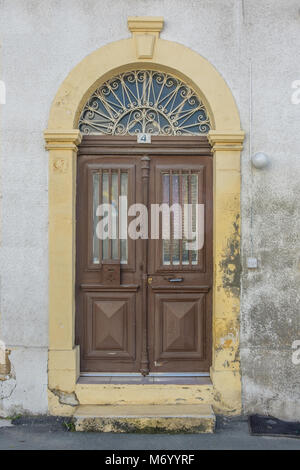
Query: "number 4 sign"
137 133 151 144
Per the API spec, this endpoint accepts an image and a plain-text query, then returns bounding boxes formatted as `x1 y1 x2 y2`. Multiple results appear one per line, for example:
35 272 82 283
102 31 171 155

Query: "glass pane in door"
161 170 199 267
162 173 170 265
92 173 100 264
120 172 128 264
92 170 128 264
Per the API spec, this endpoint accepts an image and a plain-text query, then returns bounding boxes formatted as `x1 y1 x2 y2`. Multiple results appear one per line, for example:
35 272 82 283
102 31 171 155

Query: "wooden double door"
76 136 213 374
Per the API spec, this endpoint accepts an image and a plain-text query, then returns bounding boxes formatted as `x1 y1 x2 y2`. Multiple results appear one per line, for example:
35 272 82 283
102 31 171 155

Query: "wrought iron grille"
78 70 211 135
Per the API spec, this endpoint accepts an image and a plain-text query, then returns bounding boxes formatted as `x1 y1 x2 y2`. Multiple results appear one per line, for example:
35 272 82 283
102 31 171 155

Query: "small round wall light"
251 152 270 169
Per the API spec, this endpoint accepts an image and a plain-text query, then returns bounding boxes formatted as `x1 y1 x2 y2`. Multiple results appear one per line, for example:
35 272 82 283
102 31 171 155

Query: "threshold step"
75 381 214 405
74 404 215 433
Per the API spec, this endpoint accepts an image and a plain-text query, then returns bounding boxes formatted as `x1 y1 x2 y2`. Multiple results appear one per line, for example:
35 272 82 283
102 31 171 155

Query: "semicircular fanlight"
79 70 211 136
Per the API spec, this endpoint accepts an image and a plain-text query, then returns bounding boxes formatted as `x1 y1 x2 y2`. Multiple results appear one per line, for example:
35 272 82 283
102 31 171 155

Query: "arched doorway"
44 17 244 415
76 69 213 376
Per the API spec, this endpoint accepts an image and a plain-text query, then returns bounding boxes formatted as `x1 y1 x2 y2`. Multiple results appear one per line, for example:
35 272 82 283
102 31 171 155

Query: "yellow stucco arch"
44 18 244 417
47 37 241 132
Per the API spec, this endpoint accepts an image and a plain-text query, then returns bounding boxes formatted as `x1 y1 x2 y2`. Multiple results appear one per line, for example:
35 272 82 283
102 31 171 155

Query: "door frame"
44 17 244 415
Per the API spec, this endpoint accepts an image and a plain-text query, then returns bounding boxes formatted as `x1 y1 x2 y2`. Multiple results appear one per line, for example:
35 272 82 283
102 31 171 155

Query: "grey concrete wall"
239 0 300 421
0 0 299 419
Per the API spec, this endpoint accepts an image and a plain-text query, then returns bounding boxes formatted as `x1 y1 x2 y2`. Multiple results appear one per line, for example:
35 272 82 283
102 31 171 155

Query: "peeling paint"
0 379 17 401
0 350 11 379
219 215 241 297
50 389 79 407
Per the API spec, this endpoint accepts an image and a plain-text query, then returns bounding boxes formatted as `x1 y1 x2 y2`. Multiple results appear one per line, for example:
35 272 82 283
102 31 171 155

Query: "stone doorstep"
74 404 215 433
75 382 214 406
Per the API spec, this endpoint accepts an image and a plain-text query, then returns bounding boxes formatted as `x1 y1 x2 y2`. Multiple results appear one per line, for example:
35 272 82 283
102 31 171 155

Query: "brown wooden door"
76 150 143 372
76 136 212 374
147 155 213 372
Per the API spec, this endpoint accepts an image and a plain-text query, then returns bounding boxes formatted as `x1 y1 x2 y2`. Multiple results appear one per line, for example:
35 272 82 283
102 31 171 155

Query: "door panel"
148 155 212 372
154 292 205 359
150 289 211 372
81 291 136 370
76 153 143 372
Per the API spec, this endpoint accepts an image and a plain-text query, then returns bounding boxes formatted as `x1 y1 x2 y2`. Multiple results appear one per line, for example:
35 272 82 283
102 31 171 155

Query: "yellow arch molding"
44 20 245 417
47 38 241 131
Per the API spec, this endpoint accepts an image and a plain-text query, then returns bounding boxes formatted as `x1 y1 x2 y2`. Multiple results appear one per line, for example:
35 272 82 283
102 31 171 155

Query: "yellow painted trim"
45 17 244 416
208 131 244 415
128 16 163 59
44 130 82 150
208 130 244 151
134 34 156 60
76 383 214 406
127 16 164 34
47 38 241 131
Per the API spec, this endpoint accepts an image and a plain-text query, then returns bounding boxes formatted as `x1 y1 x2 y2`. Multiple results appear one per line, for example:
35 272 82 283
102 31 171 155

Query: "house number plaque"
137 133 151 144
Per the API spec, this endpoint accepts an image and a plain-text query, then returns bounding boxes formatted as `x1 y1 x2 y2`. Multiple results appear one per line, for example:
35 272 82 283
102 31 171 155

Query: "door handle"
165 277 184 282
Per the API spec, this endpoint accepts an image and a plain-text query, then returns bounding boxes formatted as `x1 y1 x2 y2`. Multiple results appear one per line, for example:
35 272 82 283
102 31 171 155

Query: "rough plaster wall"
239 0 300 420
0 0 299 419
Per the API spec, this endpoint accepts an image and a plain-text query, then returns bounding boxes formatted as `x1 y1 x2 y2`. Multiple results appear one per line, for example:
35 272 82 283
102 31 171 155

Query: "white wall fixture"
251 152 270 169
247 257 258 269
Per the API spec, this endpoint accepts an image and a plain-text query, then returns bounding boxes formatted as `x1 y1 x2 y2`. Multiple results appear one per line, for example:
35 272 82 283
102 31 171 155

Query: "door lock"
147 277 153 285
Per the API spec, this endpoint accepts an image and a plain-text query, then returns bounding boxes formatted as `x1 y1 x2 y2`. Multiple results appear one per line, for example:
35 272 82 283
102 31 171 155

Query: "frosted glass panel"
171 174 180 265
191 174 198 265
92 170 128 264
92 173 100 264
182 173 189 265
120 172 128 264
161 171 199 267
111 172 118 260
162 173 170 265
102 172 109 260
